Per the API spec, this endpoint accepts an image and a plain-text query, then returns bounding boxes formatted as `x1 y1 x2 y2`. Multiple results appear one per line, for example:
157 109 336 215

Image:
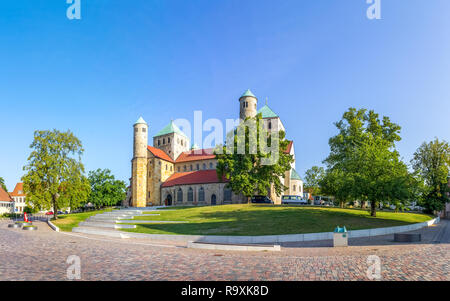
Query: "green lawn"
122 204 433 236
52 209 112 232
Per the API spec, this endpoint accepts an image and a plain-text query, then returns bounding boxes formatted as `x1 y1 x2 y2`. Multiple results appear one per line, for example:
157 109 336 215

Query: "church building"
129 90 303 207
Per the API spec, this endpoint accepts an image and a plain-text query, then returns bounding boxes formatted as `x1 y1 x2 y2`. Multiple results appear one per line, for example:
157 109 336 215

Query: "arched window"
158 140 161 146
268 121 272 130
177 167 180 172
190 165 193 171
209 162 213 169
198 187 205 202
224 188 232 202
188 187 194 202
293 185 296 192
203 163 206 170
168 137 170 143
184 165 187 171
196 164 200 170
163 138 165 144
177 188 183 203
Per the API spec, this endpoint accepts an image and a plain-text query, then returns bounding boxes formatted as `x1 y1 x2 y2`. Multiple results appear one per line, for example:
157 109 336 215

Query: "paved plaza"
0 220 448 281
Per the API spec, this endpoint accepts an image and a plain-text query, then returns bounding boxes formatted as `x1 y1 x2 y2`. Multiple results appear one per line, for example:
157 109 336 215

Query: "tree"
22 130 90 220
0 177 6 192
320 169 354 208
411 138 450 213
324 108 410 217
304 166 325 196
216 114 294 202
87 169 126 208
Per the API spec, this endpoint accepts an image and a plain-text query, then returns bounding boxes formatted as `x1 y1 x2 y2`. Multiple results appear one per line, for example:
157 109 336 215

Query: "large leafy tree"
320 169 354 208
0 177 6 192
87 169 126 208
216 114 294 202
303 166 325 195
411 138 450 213
324 108 410 217
22 130 90 219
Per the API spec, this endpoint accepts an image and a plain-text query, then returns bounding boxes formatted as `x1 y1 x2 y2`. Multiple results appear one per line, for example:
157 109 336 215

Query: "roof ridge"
258 104 278 118
154 121 188 138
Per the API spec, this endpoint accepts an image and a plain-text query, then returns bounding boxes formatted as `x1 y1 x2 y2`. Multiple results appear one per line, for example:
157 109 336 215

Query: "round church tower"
239 89 258 121
131 117 148 207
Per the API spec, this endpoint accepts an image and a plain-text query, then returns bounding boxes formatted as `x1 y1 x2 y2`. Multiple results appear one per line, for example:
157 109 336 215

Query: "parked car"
282 196 308 205
45 211 54 215
251 196 273 204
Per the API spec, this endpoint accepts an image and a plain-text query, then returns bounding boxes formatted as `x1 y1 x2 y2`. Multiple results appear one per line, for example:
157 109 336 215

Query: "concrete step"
79 221 136 229
117 220 187 224
72 226 129 238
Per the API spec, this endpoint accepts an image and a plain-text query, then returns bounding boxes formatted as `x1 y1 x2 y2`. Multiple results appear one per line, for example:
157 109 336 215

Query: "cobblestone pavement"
0 220 448 281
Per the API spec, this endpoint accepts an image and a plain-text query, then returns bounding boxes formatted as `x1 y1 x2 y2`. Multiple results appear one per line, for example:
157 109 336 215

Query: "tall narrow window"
177 188 183 202
198 187 205 202
224 188 232 202
188 188 194 202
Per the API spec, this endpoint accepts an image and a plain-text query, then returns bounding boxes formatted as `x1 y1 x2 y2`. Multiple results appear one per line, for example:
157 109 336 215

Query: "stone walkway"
0 220 448 281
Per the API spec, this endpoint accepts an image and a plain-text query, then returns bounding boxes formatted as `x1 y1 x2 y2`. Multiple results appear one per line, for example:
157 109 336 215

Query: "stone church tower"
131 117 148 207
239 89 258 120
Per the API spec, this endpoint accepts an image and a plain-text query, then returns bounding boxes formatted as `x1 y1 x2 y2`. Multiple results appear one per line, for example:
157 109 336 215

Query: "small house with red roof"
9 183 27 213
0 186 14 215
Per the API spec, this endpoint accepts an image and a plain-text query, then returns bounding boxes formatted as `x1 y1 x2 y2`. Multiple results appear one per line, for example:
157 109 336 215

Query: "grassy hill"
123 204 432 236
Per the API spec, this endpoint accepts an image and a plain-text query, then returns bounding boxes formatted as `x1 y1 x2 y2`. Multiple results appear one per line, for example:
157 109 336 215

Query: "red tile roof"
10 182 25 197
162 170 228 187
284 140 293 154
175 148 216 163
147 146 174 163
0 186 13 202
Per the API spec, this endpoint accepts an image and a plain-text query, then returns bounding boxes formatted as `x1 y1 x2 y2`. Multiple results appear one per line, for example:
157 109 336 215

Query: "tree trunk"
53 195 58 220
247 196 251 204
340 201 344 209
370 201 376 217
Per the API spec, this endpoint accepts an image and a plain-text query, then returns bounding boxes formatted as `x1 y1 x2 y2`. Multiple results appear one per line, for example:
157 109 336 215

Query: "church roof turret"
240 89 256 99
290 169 302 181
257 105 278 118
154 120 188 138
134 116 147 125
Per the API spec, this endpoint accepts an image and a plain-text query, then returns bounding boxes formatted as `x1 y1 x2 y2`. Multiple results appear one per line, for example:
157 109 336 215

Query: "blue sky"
1 0 449 190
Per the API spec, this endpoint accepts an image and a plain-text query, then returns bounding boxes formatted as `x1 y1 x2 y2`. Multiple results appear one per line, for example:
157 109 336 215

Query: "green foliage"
323 108 411 217
411 138 450 213
216 114 294 200
22 129 90 220
23 205 39 214
304 166 325 195
320 169 354 208
87 169 126 208
0 177 6 192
